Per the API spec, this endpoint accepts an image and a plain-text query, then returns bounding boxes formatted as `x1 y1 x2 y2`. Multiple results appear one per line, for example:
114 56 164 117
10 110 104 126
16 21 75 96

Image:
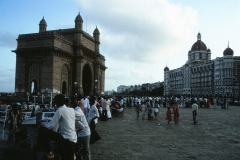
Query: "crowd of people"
2 94 231 159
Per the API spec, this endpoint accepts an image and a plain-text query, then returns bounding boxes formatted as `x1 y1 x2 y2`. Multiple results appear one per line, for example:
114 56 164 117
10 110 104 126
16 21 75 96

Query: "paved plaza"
91 106 240 160
0 105 240 160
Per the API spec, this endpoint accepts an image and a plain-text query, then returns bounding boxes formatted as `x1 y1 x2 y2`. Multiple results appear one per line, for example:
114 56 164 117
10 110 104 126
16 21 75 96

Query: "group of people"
4 94 102 160
36 94 102 160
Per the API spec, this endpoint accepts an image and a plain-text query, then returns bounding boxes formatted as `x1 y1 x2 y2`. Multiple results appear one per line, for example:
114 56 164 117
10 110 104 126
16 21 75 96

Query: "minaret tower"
74 12 83 44
39 17 47 33
93 26 100 54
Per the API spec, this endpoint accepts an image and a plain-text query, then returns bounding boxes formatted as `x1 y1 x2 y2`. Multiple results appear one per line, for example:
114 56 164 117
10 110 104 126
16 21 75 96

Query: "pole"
42 94 44 104
50 92 52 108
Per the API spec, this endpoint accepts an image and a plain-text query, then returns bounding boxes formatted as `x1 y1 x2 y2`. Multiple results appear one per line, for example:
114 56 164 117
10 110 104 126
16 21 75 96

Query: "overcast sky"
0 0 240 92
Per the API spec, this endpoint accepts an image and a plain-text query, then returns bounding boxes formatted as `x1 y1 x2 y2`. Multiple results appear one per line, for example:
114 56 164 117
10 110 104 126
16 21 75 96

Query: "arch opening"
31 80 38 95
82 64 92 96
62 81 67 95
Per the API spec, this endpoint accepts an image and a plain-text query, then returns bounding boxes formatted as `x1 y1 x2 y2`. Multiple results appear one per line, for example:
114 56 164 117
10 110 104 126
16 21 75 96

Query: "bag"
15 127 27 140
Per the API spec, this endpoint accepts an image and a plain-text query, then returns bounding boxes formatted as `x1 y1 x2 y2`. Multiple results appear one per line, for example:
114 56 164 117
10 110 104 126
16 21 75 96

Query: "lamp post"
95 79 98 96
74 82 78 97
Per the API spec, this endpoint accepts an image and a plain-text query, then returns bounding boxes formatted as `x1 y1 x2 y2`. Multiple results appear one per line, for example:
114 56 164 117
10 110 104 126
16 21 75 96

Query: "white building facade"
164 33 240 98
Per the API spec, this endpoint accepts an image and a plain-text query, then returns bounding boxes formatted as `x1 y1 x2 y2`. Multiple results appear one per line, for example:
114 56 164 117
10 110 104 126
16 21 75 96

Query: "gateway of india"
12 13 107 96
164 33 240 98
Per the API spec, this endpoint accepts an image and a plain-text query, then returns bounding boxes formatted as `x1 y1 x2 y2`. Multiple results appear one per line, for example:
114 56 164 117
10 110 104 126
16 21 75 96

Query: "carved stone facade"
12 13 107 96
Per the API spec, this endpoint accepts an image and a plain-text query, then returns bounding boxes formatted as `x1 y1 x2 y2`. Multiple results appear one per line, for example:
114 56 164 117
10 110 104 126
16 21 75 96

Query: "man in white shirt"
36 94 78 160
82 95 90 118
192 101 198 124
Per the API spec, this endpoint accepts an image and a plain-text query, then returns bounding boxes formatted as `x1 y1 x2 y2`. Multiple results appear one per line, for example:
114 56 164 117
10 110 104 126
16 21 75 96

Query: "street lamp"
95 79 98 96
74 82 78 96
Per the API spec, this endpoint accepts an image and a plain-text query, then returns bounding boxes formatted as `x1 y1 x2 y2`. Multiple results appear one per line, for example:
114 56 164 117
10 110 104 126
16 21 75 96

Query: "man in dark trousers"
36 94 78 160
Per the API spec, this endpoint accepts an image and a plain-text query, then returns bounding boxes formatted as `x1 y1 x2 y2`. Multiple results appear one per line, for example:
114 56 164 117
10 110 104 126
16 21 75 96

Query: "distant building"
117 82 164 94
12 13 107 97
117 85 130 93
164 33 240 98
104 90 115 96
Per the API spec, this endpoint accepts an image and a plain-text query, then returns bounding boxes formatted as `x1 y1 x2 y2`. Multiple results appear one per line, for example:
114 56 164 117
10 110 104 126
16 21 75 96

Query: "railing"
0 105 10 140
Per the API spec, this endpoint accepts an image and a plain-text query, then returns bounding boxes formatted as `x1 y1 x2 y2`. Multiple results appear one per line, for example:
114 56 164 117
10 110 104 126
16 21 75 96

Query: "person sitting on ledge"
35 94 78 160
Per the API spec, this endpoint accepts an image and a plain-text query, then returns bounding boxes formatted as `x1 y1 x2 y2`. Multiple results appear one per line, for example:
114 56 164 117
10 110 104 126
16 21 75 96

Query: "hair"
168 107 170 110
54 94 65 107
65 98 69 106
89 96 96 106
69 100 78 109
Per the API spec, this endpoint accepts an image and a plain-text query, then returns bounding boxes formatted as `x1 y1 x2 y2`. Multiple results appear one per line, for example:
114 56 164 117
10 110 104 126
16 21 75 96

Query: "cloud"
74 0 199 90
0 31 18 48
0 69 15 92
76 0 198 64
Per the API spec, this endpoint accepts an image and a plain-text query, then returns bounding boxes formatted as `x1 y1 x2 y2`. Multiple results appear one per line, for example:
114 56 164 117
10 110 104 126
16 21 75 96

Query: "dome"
191 33 207 51
39 17 47 25
191 40 207 51
207 49 211 52
75 13 83 22
93 27 100 34
223 47 234 56
164 66 169 71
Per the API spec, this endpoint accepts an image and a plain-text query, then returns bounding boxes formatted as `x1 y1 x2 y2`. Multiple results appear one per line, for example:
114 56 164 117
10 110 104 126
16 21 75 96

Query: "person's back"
192 103 198 112
46 105 77 143
75 105 91 160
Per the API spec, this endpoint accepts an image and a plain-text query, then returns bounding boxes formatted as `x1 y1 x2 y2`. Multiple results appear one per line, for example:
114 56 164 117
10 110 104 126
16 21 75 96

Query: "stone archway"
82 64 92 96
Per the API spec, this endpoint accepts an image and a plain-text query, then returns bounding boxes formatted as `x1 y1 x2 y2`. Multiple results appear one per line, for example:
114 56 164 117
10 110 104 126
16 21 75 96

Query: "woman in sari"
172 102 180 124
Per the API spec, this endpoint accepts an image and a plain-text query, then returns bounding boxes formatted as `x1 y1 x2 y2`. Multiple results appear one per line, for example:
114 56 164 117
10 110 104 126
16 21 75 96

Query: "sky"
0 0 240 92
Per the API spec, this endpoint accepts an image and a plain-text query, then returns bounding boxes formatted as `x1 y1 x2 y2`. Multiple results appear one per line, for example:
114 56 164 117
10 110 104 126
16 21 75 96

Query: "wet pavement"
0 105 240 160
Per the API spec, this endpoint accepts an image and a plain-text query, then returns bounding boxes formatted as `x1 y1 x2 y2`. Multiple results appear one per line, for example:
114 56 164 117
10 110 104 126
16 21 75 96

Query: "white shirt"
45 105 77 143
192 103 198 112
75 107 91 137
106 99 111 110
87 105 99 124
82 98 90 109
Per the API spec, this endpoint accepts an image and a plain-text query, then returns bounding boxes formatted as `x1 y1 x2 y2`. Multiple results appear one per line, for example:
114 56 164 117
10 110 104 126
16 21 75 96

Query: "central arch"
82 64 92 96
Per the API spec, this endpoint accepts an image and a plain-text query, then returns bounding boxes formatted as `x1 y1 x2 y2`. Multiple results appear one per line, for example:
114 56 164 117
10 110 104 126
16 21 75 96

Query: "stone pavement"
0 105 240 160
90 106 240 160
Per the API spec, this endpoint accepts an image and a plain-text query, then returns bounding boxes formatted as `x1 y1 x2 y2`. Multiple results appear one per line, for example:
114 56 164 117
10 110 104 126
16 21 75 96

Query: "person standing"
141 101 147 120
82 95 90 118
213 98 217 109
36 94 77 160
73 101 91 160
165 107 172 124
4 104 24 150
87 96 101 144
123 97 127 108
106 97 112 119
172 102 180 124
147 101 153 120
153 101 160 120
135 102 141 120
192 101 198 124
101 97 107 121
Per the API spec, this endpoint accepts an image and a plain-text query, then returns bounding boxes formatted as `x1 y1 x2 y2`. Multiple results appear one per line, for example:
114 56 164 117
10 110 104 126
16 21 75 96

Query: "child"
166 107 172 124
